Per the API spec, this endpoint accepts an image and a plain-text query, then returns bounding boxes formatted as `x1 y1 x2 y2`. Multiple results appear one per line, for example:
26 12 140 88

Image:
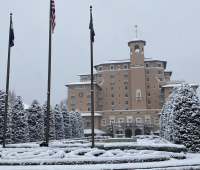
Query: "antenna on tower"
135 25 138 38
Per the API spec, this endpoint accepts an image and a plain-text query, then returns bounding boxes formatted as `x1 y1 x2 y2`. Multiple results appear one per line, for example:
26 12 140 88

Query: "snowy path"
0 153 200 170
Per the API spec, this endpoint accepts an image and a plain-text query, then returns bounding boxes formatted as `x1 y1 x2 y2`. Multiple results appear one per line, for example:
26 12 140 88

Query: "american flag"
51 0 56 33
10 21 14 47
89 14 95 42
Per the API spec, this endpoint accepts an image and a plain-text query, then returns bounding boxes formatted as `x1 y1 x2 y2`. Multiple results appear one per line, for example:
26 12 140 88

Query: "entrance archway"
125 129 132 138
135 129 142 136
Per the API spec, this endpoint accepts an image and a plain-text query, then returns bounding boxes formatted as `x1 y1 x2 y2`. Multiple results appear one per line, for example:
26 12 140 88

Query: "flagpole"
3 13 12 148
46 0 52 146
90 6 95 148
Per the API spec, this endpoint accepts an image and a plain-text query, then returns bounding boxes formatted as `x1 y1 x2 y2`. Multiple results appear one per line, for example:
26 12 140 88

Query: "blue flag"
89 14 95 42
10 21 14 47
134 121 137 127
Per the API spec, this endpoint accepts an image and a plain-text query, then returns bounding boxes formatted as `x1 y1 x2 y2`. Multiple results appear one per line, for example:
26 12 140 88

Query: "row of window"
99 86 128 92
69 85 87 90
101 117 159 126
147 100 164 105
147 85 162 90
145 62 162 68
98 64 128 72
146 77 163 82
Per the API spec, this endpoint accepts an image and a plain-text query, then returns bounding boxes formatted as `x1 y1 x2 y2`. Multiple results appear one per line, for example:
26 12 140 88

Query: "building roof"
164 71 173 76
81 113 102 117
65 82 97 86
84 129 105 134
94 59 130 67
162 84 199 88
128 37 146 46
78 73 97 76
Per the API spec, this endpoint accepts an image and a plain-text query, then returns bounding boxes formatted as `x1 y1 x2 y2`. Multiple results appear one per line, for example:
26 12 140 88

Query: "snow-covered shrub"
28 99 44 142
42 101 55 141
0 89 6 144
75 109 84 138
54 104 64 140
11 96 29 143
160 83 200 153
70 111 78 138
62 104 72 139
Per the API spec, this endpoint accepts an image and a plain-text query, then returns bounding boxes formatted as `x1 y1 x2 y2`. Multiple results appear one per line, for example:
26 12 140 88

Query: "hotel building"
66 38 198 137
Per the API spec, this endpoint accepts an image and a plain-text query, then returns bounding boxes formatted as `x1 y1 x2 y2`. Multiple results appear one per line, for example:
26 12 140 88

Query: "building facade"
66 38 199 136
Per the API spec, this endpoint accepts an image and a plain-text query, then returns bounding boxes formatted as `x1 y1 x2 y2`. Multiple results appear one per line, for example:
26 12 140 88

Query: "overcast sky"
0 0 200 107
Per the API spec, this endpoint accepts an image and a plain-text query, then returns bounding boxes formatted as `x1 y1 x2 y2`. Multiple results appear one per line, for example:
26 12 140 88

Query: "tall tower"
128 38 147 109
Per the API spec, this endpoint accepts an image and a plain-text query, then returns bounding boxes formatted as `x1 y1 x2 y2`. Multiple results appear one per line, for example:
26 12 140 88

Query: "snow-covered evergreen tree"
6 104 12 144
42 101 55 141
160 83 200 152
11 96 29 143
0 89 6 144
75 109 84 138
61 104 72 139
70 111 78 138
28 99 44 142
54 104 64 140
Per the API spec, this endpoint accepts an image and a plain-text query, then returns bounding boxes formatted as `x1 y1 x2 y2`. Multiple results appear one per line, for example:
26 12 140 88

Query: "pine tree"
160 83 200 152
54 104 64 140
0 89 6 144
61 104 72 139
70 111 78 138
42 101 55 141
28 99 44 142
11 96 29 143
75 109 84 138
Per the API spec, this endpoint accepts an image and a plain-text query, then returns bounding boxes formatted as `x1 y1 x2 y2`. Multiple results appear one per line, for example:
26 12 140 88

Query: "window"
110 80 114 85
72 108 74 111
76 85 86 89
106 87 107 91
119 94 120 97
136 118 141 123
71 93 75 97
148 100 151 105
164 72 170 76
127 116 132 123
99 94 102 99
165 79 170 81
111 101 115 106
81 75 87 80
155 101 156 104
119 87 120 90
136 89 141 97
124 64 128 69
69 86 74 89
124 72 128 77
101 119 106 126
125 101 128 105
87 92 91 98
118 118 124 123
117 65 120 70
99 74 102 78
106 102 107 106
154 85 155 89
111 87 114 91
110 117 115 124
147 85 150 90
88 107 91 111
126 108 129 110
135 44 139 54
87 100 91 103
145 63 149 67
85 119 91 128
99 87 102 91
157 62 162 68
159 85 162 89
80 108 82 111
146 70 149 75
158 78 162 81
118 73 120 75
106 95 107 98
111 94 114 98
124 79 128 84
99 81 102 85
110 65 114 70
112 109 114 111
125 93 128 98
154 93 156 96
99 109 102 111
146 78 150 82
118 80 120 83
119 102 121 105
71 100 75 104
158 71 162 75
80 101 82 104
125 86 128 91
155 118 159 125
147 93 150 97
145 117 151 124
98 66 102 71
169 88 173 94
136 62 139 66
110 72 114 78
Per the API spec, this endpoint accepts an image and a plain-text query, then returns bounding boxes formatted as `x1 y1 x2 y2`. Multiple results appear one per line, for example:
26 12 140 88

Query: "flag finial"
90 6 92 9
10 13 12 16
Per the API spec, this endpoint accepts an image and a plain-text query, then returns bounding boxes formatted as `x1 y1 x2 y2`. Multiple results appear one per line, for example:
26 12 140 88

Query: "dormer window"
145 63 149 68
157 62 162 68
110 65 114 70
123 64 128 69
135 44 139 54
117 65 120 70
98 66 102 72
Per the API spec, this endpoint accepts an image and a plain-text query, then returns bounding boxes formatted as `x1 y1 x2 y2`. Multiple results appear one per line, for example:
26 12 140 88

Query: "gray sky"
0 0 200 107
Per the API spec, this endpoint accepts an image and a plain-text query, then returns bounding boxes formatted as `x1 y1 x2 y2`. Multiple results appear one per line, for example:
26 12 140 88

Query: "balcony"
124 82 128 85
110 75 114 78
124 75 128 77
71 96 75 99
87 95 91 98
107 122 154 128
99 105 103 108
87 103 91 106
98 97 103 100
136 96 142 101
71 104 75 106
110 83 114 85
159 95 163 98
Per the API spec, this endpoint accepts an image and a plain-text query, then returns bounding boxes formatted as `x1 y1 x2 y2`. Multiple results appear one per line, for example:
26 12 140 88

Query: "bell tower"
128 30 147 109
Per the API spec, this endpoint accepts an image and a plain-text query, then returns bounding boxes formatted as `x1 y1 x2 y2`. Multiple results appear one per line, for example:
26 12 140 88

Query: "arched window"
135 44 139 54
136 89 141 97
